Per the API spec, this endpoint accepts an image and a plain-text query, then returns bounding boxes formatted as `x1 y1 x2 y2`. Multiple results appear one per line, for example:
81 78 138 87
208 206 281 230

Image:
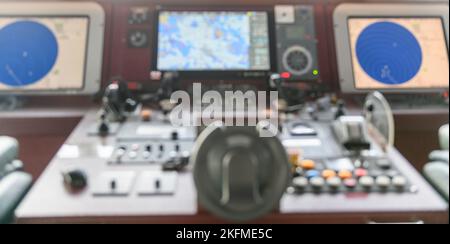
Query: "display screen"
348 18 449 90
157 11 271 71
0 16 89 91
286 26 305 40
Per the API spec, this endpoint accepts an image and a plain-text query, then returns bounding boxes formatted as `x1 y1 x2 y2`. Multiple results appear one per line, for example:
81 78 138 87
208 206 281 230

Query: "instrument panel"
108 1 331 86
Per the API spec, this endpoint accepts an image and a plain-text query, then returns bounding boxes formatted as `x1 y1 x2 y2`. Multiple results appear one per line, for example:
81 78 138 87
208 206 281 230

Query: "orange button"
141 109 153 121
322 169 337 179
299 159 316 170
338 170 353 180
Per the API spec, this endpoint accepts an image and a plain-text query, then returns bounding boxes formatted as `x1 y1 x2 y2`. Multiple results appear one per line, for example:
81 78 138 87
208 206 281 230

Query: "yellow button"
338 170 353 180
288 150 301 166
300 159 316 170
322 169 336 179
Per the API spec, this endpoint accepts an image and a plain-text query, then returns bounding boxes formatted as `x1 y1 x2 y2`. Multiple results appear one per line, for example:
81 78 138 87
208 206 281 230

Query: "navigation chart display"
0 17 89 91
157 11 271 71
348 18 449 90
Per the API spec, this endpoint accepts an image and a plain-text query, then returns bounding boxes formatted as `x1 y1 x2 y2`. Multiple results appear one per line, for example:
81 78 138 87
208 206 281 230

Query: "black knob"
155 179 161 189
171 131 179 140
98 113 110 136
366 102 375 113
145 145 152 152
335 100 346 119
110 180 117 190
63 169 88 191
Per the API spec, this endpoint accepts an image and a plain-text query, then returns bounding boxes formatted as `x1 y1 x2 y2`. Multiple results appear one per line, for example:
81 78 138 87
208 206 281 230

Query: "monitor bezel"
333 3 449 94
0 2 105 96
152 6 276 80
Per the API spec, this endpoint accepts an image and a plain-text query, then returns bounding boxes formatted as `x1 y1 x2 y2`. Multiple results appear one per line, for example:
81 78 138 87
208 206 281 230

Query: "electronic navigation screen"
0 16 89 91
348 18 449 90
156 11 271 71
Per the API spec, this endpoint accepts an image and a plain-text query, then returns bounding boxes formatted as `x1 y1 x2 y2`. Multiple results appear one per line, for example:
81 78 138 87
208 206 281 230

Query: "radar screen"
0 17 89 91
348 18 449 90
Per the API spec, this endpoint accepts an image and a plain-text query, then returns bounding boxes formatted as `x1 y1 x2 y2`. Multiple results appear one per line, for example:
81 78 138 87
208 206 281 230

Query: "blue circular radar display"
0 21 58 87
356 21 422 85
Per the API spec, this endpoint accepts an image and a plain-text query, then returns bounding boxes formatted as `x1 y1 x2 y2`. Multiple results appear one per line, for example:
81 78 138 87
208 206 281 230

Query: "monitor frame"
0 2 105 95
333 3 449 94
152 6 276 80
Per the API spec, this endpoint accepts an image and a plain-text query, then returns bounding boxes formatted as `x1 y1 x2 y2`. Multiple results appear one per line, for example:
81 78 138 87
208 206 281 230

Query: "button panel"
109 141 194 165
290 157 412 194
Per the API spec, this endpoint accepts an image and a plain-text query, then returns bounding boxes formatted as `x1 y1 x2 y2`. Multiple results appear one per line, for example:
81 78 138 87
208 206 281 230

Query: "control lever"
97 111 110 136
332 116 371 153
334 100 346 119
162 151 190 171
269 73 289 103
101 79 138 122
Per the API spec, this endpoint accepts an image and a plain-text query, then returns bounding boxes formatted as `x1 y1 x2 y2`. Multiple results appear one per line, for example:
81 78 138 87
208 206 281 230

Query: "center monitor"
155 10 272 78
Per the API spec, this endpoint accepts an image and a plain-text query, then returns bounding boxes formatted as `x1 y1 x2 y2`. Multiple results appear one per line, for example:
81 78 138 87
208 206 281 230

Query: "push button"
392 176 407 189
140 109 152 121
131 144 140 151
338 170 352 180
293 167 304 177
359 176 374 189
354 159 369 169
142 151 151 159
292 176 308 189
128 151 137 159
310 177 325 189
375 175 391 188
326 177 342 189
354 168 368 178
321 169 336 179
300 159 316 170
305 170 320 179
344 178 357 189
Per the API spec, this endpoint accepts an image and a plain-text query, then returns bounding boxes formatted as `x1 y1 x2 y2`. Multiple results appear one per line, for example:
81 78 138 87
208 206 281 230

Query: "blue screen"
356 21 423 85
0 20 58 87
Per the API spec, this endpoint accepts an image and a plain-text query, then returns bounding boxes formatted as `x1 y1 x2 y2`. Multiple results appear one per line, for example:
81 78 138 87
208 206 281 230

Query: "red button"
355 168 368 178
281 72 291 79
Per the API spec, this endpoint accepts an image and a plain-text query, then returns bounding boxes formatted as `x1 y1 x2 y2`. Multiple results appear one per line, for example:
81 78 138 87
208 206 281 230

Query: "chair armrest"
429 150 449 164
0 172 32 224
439 124 449 150
423 162 449 201
0 137 19 174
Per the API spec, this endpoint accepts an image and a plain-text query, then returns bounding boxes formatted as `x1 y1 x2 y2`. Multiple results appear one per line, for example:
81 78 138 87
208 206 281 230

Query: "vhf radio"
275 5 319 81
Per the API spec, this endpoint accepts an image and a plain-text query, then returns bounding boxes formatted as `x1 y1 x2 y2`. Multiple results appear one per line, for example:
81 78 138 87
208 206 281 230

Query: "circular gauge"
0 20 58 87
282 45 313 76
